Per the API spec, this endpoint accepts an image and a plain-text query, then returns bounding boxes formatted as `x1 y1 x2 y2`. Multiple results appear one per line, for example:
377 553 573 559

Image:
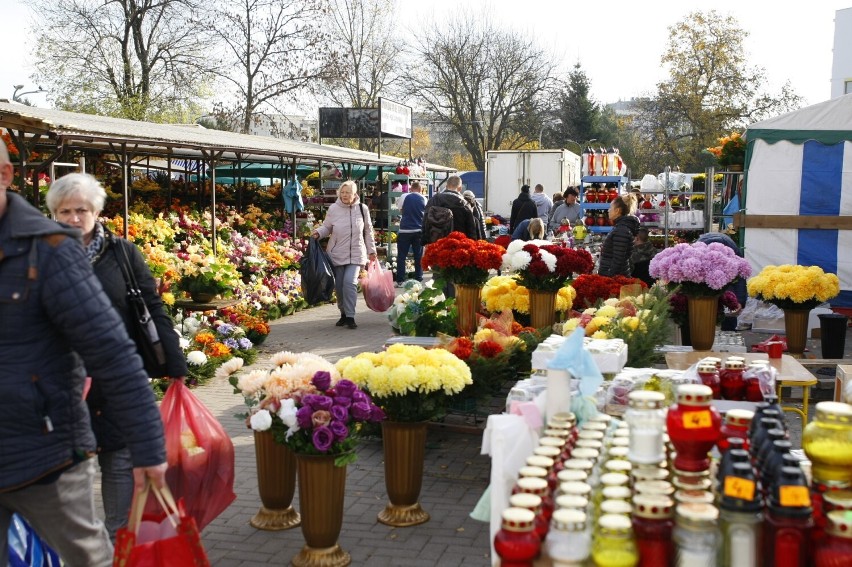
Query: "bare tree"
31 0 211 121
203 0 338 135
324 0 406 152
408 14 556 170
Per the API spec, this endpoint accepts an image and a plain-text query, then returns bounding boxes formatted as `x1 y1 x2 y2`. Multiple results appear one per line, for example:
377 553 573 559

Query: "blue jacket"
0 192 165 491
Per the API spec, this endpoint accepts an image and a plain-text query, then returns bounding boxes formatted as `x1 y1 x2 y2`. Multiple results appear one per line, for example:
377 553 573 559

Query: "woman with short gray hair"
46 172 187 539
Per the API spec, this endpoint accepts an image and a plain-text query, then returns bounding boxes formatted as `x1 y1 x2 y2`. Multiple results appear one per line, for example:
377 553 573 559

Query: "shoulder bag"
113 238 168 377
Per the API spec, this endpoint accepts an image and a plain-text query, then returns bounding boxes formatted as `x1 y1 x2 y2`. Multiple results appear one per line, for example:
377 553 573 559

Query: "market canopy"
0 100 407 167
743 92 852 306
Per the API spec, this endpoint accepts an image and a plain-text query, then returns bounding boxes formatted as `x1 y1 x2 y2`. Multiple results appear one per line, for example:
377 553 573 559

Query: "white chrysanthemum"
186 351 207 366
510 251 532 271
505 240 528 254
249 409 272 431
214 357 244 379
604 298 620 306
236 369 269 396
528 239 550 247
178 337 190 349
270 350 301 367
539 249 557 272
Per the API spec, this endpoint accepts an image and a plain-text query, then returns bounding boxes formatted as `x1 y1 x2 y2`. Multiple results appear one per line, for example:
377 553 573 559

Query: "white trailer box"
484 149 581 219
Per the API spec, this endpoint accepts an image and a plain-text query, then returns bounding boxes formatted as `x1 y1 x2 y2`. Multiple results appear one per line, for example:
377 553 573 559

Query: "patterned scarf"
85 222 106 264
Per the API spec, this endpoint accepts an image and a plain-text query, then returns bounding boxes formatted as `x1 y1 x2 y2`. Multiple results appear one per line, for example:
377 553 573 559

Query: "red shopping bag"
113 483 209 567
360 259 395 312
144 380 235 531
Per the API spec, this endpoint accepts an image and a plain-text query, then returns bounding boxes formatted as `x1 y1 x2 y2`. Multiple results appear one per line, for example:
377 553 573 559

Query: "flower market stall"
741 92 852 308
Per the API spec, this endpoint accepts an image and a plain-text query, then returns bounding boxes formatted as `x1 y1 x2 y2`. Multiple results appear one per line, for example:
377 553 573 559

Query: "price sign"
723 477 756 501
682 410 712 429
779 486 811 507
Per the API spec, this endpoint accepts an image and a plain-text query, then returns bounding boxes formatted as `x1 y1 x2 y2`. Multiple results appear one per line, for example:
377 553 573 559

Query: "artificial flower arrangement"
649 241 752 297
501 240 595 292
747 265 840 310
561 285 674 367
228 351 384 466
481 275 576 315
421 231 505 285
336 343 473 422
570 274 648 310
706 131 746 168
387 280 456 337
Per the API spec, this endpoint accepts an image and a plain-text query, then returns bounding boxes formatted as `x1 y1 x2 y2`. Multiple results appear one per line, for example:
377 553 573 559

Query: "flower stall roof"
0 100 441 168
741 92 852 307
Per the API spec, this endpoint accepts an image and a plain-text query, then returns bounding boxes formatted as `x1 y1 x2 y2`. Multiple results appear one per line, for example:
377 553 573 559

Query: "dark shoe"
336 315 347 326
346 317 358 329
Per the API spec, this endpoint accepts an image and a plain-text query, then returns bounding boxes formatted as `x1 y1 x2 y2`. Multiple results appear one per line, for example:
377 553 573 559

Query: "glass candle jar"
761 439 793 496
632 494 675 567
802 401 852 484
673 502 720 567
494 507 540 567
625 391 666 466
696 362 721 399
719 359 746 401
591 513 639 567
718 462 763 567
764 466 813 567
718 409 753 453
814 510 852 567
716 448 751 498
555 494 588 513
539 436 569 461
743 363 766 402
546 508 590 566
509 492 548 543
515 477 553 523
667 384 722 473
812 485 852 545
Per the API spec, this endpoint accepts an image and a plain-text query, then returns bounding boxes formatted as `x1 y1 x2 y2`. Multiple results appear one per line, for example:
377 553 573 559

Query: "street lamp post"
538 119 563 149
12 85 46 103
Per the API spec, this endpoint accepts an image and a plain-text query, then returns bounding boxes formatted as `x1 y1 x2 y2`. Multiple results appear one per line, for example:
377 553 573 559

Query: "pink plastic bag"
360 259 395 312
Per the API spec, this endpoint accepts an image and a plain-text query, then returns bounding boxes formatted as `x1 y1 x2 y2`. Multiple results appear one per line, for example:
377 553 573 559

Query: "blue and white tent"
744 93 852 307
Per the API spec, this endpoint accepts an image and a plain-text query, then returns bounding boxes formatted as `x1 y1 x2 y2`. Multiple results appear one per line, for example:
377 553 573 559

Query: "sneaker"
346 318 358 329
335 315 347 326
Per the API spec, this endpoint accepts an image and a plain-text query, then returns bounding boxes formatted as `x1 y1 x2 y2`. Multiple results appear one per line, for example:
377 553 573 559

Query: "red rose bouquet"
422 231 505 285
502 240 594 292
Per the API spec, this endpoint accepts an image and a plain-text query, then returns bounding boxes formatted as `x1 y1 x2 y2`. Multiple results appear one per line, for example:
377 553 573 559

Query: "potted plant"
176 255 240 302
707 132 746 171
336 344 472 527
649 242 752 350
747 265 840 354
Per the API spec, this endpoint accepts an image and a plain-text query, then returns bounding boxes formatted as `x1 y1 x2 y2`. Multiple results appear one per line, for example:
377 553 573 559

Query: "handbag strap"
111 235 142 295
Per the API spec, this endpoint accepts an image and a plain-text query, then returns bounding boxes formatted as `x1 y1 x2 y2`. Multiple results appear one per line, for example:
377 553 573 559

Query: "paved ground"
176 289 849 565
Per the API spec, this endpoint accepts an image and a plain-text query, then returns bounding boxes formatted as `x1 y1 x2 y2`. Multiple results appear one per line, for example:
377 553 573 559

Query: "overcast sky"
1 0 848 110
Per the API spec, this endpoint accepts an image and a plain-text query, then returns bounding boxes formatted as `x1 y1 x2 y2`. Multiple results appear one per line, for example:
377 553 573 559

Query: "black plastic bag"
300 238 335 305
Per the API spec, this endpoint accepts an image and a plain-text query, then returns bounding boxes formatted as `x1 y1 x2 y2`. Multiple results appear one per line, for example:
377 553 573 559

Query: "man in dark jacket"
423 175 477 239
509 185 538 233
0 145 167 565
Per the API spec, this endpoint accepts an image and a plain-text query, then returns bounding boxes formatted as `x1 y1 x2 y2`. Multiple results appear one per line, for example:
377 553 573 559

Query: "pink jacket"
315 195 376 266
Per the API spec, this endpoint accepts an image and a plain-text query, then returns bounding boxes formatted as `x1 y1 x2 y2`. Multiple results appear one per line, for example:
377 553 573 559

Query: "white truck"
484 149 581 219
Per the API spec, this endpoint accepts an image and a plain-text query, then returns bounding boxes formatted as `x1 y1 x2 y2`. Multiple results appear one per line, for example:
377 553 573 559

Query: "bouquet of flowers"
336 344 473 422
570 274 648 309
706 131 746 168
501 240 594 292
229 351 384 465
481 275 576 314
748 264 840 310
421 232 504 285
649 242 752 297
387 280 456 337
562 285 673 367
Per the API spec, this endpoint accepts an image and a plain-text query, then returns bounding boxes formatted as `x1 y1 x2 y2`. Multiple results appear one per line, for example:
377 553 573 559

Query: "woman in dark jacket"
46 173 187 539
598 193 640 277
509 185 539 233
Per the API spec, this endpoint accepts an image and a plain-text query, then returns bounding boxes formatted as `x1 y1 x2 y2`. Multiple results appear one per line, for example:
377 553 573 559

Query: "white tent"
743 93 852 307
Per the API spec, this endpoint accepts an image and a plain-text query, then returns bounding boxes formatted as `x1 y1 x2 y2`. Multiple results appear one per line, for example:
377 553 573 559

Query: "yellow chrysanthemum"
591 330 609 339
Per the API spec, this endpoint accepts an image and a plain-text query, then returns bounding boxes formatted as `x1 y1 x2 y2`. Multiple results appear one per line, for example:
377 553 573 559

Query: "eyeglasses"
56 207 92 219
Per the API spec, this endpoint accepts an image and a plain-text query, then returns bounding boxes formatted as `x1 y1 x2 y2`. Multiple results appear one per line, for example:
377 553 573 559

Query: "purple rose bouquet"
649 242 752 297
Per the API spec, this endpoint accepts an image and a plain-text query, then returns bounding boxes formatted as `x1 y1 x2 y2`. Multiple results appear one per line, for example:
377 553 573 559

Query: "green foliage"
396 278 457 337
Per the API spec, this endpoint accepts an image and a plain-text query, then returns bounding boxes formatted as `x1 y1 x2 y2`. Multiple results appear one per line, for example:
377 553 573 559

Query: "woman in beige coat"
312 181 377 328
